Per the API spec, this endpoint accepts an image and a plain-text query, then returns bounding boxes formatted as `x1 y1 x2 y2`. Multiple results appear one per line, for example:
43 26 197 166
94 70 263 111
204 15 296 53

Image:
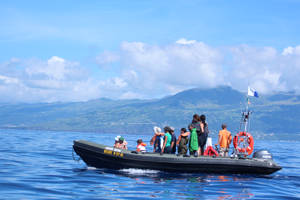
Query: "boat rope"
72 148 81 162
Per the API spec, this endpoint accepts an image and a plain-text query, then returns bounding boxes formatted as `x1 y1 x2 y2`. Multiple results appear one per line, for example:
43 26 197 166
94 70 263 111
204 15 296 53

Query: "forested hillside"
1 86 300 139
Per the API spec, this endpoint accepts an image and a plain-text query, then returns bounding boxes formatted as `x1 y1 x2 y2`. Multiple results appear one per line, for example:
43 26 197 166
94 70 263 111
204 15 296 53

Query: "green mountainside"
1 86 300 139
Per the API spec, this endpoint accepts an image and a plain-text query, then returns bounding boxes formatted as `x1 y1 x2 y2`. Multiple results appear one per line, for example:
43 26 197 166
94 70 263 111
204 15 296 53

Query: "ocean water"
0 128 299 200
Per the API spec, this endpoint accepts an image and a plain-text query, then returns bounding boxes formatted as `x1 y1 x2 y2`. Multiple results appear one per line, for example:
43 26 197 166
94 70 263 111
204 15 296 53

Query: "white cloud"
96 51 120 66
117 39 224 96
282 46 294 56
176 38 196 45
0 57 103 103
2 40 300 103
229 44 300 93
120 91 142 99
107 77 128 89
25 56 82 81
282 46 300 56
95 40 300 97
0 75 19 84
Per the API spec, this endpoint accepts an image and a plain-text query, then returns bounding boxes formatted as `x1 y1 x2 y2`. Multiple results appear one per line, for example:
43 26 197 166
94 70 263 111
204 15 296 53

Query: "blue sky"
1 0 300 102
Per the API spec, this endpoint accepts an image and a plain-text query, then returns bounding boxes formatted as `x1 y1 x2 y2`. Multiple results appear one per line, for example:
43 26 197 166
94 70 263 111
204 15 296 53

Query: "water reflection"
81 167 257 199
113 169 254 183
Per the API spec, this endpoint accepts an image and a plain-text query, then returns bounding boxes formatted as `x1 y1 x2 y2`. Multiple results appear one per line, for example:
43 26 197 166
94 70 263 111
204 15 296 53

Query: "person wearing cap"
114 135 121 148
150 126 164 153
114 136 128 150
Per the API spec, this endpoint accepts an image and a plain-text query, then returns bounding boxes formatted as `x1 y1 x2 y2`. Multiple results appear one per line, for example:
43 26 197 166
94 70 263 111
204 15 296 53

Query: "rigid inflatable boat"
73 140 281 175
73 89 282 175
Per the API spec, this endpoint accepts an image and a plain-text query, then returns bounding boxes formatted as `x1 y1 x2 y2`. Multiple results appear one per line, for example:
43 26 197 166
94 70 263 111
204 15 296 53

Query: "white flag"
248 87 259 97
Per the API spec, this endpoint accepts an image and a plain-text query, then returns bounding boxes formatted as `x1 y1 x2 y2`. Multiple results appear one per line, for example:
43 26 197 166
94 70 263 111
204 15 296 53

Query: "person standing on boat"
215 124 232 157
177 128 190 156
161 126 173 154
170 127 177 154
150 126 164 153
189 114 200 156
198 115 209 156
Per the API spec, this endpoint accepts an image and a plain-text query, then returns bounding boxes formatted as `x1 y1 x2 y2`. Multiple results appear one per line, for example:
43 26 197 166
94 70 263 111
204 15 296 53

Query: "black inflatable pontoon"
73 140 282 175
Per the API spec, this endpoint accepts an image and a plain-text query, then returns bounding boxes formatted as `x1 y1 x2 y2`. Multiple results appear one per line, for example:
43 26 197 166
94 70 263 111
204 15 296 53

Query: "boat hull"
73 140 282 175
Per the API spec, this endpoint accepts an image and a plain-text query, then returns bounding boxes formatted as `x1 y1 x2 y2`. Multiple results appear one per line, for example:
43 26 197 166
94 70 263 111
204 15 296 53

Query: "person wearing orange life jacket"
215 124 232 157
136 139 147 152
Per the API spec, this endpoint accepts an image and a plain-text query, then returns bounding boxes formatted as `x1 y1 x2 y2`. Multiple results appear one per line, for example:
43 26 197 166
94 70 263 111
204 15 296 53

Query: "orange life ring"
233 132 254 155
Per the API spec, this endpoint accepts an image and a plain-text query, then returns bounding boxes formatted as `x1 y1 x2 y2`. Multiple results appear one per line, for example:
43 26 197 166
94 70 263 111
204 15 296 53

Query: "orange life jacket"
137 143 146 152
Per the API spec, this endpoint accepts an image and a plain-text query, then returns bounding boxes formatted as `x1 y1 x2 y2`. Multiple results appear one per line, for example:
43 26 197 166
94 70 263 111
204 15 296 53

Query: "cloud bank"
97 40 300 98
1 39 300 103
0 56 99 103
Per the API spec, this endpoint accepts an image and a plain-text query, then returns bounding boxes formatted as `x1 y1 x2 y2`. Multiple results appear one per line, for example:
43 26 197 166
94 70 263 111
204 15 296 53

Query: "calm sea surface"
0 128 299 200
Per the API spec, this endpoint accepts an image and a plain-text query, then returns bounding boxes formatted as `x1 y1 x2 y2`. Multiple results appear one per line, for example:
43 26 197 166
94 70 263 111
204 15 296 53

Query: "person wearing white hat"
114 136 121 148
150 126 164 153
114 135 127 149
115 135 121 141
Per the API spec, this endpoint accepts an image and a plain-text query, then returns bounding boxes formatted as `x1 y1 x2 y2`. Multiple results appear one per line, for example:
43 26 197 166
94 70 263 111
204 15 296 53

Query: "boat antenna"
237 87 252 157
239 95 250 132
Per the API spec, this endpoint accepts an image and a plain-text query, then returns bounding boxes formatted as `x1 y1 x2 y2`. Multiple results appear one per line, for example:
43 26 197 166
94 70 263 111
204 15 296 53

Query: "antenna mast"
237 91 252 157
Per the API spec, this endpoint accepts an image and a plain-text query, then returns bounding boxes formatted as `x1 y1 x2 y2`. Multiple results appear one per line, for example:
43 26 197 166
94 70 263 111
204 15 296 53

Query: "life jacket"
137 143 146 152
204 146 219 157
233 132 254 155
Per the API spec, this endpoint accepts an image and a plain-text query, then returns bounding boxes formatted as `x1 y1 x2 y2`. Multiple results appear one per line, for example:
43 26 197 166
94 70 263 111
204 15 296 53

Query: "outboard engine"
253 150 273 160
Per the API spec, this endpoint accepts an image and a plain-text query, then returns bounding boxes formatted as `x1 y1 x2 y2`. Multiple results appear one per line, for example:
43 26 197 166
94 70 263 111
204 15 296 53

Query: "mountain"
159 86 245 106
1 86 300 139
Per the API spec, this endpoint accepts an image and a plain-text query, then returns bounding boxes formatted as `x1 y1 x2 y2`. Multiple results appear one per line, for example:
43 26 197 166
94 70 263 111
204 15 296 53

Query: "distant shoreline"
1 127 299 141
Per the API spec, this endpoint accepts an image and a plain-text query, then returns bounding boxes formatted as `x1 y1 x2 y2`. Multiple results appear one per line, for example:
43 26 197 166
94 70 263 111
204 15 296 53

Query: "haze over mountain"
0 86 300 140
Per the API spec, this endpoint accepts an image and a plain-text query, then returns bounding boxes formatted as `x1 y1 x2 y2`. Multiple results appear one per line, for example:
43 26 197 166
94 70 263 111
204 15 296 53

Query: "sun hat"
153 126 161 133
115 135 121 141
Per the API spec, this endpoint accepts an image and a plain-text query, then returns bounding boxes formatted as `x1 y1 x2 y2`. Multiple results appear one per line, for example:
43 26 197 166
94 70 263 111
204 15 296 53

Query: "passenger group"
113 114 233 157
